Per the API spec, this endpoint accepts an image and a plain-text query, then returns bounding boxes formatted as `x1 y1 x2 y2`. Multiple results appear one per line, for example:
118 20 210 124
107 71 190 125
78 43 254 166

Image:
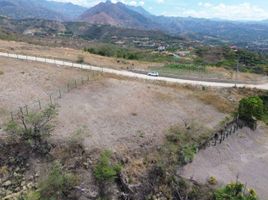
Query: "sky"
53 0 268 21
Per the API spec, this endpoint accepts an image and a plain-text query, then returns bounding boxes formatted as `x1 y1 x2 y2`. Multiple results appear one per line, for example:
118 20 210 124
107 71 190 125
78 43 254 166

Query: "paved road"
1 52 268 90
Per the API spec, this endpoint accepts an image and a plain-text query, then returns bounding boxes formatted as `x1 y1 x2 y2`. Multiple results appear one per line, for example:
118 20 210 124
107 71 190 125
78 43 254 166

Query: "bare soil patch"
180 124 268 200
53 78 226 151
0 57 91 123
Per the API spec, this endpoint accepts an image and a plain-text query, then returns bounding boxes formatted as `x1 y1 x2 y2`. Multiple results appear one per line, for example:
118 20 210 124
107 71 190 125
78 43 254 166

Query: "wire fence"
9 72 102 122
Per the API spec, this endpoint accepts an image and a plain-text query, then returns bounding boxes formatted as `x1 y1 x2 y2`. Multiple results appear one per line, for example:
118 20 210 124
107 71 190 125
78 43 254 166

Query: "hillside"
78 1 268 51
0 0 86 20
79 1 158 30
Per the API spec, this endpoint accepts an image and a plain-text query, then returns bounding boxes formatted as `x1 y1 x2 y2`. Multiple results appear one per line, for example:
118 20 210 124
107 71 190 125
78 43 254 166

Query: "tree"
5 105 57 154
238 96 264 121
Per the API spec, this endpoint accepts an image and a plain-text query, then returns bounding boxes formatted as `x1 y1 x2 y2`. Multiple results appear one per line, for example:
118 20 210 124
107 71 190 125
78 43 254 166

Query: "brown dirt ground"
0 57 227 152
53 78 226 151
2 56 267 198
180 124 268 200
0 57 92 124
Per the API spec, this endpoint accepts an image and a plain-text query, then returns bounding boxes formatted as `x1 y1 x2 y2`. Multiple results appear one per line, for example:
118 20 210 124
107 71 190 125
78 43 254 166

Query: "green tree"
238 96 264 121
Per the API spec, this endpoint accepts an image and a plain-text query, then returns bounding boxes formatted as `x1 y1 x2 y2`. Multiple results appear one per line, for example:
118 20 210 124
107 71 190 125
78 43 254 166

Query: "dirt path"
0 52 268 90
180 125 268 200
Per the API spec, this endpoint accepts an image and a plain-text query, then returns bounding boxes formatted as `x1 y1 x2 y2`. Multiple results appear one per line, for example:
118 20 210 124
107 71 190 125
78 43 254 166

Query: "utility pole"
235 57 239 87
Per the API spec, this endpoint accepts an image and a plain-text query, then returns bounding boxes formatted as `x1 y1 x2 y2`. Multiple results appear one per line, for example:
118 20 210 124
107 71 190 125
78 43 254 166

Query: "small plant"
94 150 122 182
180 144 197 164
0 70 4 75
214 181 258 200
38 161 77 199
20 162 77 200
208 176 217 185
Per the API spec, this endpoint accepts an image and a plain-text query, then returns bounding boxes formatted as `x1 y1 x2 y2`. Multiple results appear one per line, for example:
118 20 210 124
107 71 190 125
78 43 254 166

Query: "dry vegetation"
0 39 266 83
0 49 266 199
0 39 162 70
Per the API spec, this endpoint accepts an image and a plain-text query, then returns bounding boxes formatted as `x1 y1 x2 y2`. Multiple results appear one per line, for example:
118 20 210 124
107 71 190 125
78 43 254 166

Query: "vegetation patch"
214 181 257 200
194 92 234 113
21 162 78 200
84 44 176 62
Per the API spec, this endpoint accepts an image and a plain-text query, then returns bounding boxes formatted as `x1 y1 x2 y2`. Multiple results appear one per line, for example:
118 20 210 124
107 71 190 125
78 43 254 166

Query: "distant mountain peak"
79 1 158 29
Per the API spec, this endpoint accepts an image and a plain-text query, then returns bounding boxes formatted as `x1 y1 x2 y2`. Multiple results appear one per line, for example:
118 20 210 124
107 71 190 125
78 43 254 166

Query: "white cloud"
182 2 268 20
156 0 164 4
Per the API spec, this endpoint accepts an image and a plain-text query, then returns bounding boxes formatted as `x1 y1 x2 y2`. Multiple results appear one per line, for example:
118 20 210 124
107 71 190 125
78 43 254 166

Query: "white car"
147 71 159 77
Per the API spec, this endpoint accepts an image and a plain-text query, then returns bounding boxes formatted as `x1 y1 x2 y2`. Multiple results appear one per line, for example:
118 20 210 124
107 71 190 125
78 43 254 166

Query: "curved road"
0 52 268 90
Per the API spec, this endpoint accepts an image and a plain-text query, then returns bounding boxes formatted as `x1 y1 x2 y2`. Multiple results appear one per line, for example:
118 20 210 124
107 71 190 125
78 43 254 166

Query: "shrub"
0 70 3 75
5 105 57 154
94 150 122 182
38 161 77 199
20 162 77 200
180 144 197 164
214 181 258 200
208 176 217 185
238 96 264 121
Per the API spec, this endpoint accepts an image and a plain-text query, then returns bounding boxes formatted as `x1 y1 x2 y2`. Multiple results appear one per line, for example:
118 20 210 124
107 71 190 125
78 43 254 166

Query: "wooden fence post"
25 105 28 115
10 112 14 121
59 89 62 98
50 95 53 105
38 100 42 110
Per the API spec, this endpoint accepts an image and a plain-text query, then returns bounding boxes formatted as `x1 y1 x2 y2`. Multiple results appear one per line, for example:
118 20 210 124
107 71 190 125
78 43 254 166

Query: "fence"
196 117 251 152
9 73 102 121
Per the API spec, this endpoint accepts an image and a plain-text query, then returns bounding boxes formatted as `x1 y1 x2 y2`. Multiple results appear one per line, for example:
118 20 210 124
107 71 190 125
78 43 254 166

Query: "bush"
238 96 264 121
214 181 258 200
38 162 77 199
208 176 217 185
180 144 197 164
5 105 57 154
94 150 122 182
20 162 77 200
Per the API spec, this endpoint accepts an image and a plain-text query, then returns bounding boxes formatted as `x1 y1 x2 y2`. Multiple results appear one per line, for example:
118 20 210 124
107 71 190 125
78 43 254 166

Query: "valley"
0 0 268 200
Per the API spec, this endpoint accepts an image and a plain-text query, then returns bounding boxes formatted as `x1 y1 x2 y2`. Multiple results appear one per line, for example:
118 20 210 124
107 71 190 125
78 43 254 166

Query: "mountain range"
0 0 86 20
0 0 268 49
